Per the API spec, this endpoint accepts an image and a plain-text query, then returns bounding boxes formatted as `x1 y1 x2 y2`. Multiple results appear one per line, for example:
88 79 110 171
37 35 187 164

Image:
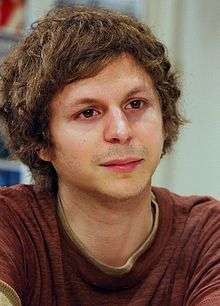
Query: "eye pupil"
131 100 142 108
83 109 94 118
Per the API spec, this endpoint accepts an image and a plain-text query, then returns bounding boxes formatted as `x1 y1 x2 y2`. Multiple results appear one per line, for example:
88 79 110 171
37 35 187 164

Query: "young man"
0 5 219 306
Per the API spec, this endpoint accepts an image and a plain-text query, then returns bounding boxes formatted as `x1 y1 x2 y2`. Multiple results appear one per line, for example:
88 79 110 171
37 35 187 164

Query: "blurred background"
0 0 219 198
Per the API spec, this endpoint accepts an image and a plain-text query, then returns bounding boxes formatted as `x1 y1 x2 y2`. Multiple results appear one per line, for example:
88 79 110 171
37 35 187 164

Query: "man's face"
45 53 165 200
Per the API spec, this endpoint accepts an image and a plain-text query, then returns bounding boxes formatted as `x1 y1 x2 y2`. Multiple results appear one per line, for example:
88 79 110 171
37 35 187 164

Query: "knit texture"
0 184 219 305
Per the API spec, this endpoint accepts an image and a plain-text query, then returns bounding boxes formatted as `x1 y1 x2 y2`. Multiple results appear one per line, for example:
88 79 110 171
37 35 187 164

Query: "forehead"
51 53 158 109
73 54 155 90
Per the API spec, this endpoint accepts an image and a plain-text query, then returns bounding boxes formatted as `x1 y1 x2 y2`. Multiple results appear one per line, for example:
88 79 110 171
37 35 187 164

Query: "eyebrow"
68 85 153 109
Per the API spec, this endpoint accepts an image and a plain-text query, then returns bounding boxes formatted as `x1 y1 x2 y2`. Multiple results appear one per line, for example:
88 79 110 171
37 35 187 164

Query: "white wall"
26 0 55 28
144 0 220 198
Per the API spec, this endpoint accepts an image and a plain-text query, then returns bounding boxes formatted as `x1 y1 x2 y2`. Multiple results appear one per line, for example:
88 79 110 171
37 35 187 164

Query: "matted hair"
0 5 186 192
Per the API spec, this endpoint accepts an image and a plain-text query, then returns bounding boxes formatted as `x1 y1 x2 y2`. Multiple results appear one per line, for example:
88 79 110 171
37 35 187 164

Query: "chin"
98 181 149 201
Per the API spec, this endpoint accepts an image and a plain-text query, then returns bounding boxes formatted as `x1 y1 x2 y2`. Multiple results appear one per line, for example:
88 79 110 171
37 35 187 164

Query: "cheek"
137 113 164 144
64 138 90 161
51 130 87 166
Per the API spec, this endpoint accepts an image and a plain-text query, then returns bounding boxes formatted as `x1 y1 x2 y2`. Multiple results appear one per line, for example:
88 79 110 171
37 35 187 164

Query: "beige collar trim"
58 192 159 276
0 280 21 306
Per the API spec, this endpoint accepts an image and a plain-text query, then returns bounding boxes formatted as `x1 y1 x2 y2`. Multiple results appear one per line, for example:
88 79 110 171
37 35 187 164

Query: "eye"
78 108 99 119
126 99 146 110
76 99 146 120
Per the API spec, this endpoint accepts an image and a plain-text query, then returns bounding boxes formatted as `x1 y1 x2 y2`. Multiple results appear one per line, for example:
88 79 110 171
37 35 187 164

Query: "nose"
103 107 133 144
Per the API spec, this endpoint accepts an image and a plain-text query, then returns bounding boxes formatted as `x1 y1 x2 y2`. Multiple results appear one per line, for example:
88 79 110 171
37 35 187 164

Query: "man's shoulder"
152 186 220 217
0 183 34 197
0 184 34 207
0 184 53 216
152 186 220 252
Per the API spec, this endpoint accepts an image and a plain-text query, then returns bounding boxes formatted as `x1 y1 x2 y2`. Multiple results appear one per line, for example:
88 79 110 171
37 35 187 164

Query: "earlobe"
38 147 51 162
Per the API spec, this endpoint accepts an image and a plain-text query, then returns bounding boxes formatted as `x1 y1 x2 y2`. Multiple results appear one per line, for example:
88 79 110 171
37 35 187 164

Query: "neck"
58 183 153 267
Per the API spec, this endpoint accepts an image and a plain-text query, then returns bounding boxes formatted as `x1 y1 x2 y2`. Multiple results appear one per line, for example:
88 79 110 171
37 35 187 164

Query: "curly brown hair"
0 5 187 192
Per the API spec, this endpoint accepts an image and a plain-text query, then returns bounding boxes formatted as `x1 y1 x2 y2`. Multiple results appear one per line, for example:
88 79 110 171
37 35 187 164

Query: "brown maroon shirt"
0 184 220 305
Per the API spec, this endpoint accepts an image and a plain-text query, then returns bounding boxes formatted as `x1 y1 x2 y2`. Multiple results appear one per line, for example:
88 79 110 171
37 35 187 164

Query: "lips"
101 158 143 166
100 159 143 172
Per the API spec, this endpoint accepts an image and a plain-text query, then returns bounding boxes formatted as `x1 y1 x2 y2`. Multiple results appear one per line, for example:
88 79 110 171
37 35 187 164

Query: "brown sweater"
0 184 220 306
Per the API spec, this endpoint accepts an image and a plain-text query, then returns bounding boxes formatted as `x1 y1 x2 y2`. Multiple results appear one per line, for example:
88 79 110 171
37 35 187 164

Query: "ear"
37 147 51 162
